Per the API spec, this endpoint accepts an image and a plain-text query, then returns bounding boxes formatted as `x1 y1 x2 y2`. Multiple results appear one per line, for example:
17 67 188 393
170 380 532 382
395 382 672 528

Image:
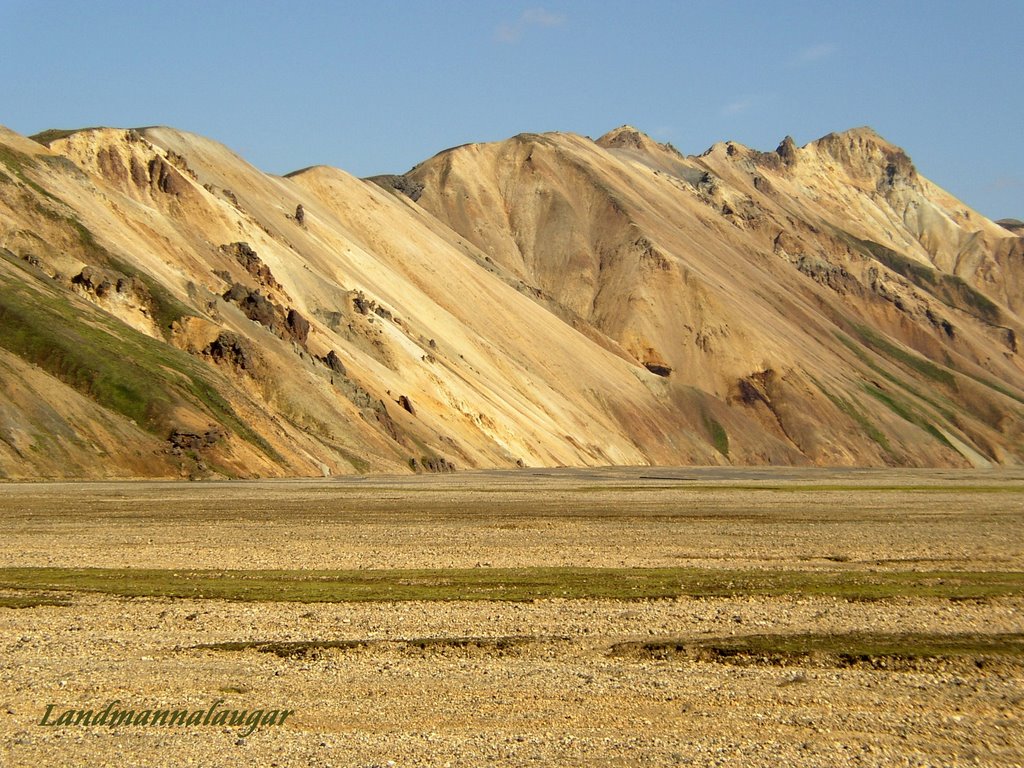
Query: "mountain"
999 219 1024 236
0 122 1021 478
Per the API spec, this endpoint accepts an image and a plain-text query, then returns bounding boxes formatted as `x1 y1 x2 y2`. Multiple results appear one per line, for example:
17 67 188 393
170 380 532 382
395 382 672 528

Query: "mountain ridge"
1 121 1021 478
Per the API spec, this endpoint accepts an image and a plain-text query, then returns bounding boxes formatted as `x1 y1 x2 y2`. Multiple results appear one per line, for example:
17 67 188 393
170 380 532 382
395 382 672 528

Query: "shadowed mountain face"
0 123 1021 478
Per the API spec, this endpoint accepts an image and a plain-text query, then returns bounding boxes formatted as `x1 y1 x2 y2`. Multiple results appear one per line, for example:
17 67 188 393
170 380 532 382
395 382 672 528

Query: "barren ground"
1 467 1022 767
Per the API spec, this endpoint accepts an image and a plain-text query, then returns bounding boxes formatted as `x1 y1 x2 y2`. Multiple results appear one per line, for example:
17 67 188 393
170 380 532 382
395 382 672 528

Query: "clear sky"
1 1 1022 219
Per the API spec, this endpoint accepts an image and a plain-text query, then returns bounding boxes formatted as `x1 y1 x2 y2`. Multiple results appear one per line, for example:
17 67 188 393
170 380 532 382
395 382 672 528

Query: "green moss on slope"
1 566 1022 603
702 413 729 457
842 232 1002 325
0 258 276 460
851 323 956 387
30 128 100 146
812 379 894 458
0 155 197 338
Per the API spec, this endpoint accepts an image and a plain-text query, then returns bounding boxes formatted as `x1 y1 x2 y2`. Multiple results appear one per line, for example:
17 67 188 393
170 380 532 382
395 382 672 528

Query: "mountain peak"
814 126 905 155
775 135 799 166
595 125 678 156
809 126 917 187
834 125 884 141
596 125 648 147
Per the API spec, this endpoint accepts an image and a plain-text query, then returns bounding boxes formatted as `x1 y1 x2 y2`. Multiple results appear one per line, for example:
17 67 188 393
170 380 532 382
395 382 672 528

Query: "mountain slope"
0 122 1021 478
403 125 1024 467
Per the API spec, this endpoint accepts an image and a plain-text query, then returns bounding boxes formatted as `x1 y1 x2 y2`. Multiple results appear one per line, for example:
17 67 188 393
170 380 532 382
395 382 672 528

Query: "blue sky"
1 1 1022 219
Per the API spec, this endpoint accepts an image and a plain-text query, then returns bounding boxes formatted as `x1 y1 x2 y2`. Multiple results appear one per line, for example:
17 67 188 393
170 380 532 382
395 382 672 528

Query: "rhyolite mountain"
0 122 1021 478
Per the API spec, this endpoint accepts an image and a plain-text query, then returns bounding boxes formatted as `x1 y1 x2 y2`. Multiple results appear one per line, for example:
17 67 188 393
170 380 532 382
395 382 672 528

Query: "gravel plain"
1 467 1022 767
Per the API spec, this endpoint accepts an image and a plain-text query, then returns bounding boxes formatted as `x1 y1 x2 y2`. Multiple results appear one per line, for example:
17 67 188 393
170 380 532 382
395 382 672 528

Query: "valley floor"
0 468 1022 766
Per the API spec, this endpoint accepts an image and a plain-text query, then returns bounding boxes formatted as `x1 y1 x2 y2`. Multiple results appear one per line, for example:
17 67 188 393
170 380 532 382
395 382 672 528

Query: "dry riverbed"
0 467 1022 766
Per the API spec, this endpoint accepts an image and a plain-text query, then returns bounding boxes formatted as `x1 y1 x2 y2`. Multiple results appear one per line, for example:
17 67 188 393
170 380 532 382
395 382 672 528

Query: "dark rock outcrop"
147 156 186 195
285 309 310 345
352 293 371 315
72 265 115 296
73 265 149 303
755 135 798 171
168 427 223 454
220 242 283 292
202 332 255 371
320 349 347 375
222 283 309 348
796 256 860 295
735 370 776 408
644 362 672 377
408 456 457 473
601 127 646 150
223 283 278 328
367 174 425 202
374 400 400 442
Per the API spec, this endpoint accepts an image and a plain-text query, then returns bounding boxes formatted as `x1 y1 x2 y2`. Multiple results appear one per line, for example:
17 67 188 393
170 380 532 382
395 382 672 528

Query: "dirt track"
1 467 1022 766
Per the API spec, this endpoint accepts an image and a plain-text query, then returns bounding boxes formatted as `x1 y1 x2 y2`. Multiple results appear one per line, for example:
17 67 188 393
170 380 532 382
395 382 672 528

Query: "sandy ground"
0 467 1022 767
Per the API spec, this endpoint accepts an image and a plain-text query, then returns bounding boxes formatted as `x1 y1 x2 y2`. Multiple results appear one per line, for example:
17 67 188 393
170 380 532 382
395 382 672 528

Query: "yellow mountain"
0 122 1020 478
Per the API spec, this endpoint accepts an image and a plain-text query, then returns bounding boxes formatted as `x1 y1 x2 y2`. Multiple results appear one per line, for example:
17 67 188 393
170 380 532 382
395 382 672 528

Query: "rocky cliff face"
0 122 1021 478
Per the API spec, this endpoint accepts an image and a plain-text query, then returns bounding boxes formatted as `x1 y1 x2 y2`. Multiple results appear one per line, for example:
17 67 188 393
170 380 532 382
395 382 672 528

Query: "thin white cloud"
985 176 1023 193
792 43 837 65
496 8 566 43
721 97 755 117
523 8 563 26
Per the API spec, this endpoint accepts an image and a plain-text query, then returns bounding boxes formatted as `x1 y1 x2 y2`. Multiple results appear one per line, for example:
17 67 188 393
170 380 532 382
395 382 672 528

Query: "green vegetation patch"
0 275 173 429
97 252 196 337
33 203 196 337
196 639 372 658
610 631 1024 666
812 378 892 455
29 128 99 146
852 323 955 387
859 239 936 285
0 142 63 203
194 635 542 658
861 383 955 449
1 566 1022 603
820 334 957 451
703 414 729 457
834 332 956 419
638 483 1023 493
1 143 195 337
0 265 273 458
0 593 72 609
0 143 35 175
843 233 1001 325
941 274 1002 324
954 368 1024 407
